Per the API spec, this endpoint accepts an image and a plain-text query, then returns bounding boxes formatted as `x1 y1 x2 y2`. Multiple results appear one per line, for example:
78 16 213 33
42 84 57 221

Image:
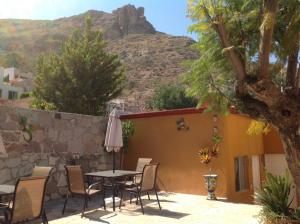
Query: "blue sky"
0 0 196 38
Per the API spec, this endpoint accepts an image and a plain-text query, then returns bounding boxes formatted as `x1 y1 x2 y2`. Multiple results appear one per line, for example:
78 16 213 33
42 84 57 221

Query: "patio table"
85 170 142 211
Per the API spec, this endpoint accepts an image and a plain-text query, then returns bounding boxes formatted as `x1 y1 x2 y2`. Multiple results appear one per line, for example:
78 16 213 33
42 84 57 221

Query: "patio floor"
46 192 261 224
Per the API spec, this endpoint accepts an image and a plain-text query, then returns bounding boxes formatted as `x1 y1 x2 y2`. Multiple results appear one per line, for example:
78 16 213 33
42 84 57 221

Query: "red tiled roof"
120 105 238 120
120 107 207 120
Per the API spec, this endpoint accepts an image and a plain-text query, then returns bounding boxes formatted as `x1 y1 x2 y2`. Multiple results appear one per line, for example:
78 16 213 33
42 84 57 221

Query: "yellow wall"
223 114 264 203
123 112 264 203
263 128 284 154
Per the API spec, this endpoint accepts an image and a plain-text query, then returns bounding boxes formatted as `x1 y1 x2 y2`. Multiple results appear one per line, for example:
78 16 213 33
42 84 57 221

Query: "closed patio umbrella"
105 108 123 172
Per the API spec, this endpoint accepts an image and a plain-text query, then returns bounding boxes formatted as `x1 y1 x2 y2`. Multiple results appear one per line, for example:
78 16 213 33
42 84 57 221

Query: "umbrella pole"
113 151 115 173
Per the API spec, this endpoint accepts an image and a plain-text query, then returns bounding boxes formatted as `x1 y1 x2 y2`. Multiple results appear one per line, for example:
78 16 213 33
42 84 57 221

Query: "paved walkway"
47 192 260 224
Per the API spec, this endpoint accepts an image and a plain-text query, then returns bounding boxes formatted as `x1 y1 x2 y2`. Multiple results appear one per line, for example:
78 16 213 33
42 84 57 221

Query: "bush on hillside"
149 84 197 110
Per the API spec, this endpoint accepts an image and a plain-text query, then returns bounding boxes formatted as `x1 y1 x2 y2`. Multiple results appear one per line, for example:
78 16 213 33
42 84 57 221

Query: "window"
234 156 249 192
8 91 18 100
0 89 2 98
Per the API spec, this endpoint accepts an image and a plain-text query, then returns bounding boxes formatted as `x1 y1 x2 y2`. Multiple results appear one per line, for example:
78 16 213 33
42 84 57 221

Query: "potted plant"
255 170 300 224
198 133 222 200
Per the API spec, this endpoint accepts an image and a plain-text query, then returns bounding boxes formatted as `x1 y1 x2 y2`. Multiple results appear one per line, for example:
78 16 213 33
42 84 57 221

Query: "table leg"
112 180 115 211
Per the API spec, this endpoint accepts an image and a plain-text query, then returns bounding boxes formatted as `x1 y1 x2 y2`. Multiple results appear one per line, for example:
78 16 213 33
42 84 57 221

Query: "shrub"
122 121 134 151
20 92 31 99
149 84 197 110
255 170 300 223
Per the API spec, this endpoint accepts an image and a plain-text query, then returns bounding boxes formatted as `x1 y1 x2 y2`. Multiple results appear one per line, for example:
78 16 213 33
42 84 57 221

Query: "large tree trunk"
280 132 300 203
237 79 300 198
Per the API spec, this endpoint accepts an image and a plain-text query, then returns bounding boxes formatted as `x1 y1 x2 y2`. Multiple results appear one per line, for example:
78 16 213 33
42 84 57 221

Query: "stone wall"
0 106 113 199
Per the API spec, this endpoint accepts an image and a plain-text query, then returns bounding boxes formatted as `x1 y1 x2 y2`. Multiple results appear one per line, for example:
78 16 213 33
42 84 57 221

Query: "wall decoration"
176 117 189 131
198 114 222 164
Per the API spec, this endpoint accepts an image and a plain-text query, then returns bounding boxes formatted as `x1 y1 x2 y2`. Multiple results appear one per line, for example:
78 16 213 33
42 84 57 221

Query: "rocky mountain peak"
112 4 156 36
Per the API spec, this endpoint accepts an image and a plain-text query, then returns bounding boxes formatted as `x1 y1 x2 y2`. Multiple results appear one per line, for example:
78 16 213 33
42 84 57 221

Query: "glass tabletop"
85 170 142 178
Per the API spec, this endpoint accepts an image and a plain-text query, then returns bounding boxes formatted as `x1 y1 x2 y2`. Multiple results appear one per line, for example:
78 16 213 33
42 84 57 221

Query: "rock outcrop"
112 4 156 36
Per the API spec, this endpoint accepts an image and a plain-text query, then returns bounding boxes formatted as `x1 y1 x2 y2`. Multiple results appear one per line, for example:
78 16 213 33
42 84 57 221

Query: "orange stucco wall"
263 128 284 154
223 114 264 203
123 112 264 203
123 113 228 197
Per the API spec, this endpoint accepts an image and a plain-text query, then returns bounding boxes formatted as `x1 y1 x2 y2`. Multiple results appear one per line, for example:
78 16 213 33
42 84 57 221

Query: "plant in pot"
255 170 300 224
120 121 134 169
198 133 222 200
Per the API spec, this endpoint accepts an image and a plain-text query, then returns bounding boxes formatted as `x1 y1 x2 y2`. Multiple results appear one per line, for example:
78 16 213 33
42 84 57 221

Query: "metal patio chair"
0 176 49 224
31 166 53 177
119 162 161 214
62 165 106 217
119 158 152 187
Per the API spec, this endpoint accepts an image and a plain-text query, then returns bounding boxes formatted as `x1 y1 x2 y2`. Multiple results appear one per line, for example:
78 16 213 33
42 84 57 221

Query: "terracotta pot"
203 174 218 200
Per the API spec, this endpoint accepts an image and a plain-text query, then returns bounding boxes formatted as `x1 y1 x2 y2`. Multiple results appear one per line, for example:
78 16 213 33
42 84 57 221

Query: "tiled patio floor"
47 192 261 224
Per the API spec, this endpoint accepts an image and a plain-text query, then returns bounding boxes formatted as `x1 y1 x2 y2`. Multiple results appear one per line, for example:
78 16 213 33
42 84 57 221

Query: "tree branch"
212 17 247 82
296 65 300 91
201 4 246 83
286 43 299 91
258 0 278 80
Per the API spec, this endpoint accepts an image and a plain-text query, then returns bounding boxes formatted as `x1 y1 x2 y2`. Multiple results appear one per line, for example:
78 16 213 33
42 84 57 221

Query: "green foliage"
255 170 300 223
3 75 9 83
149 84 197 110
32 17 125 115
122 121 134 150
20 92 31 99
247 120 270 135
19 115 33 143
186 0 300 112
0 52 27 69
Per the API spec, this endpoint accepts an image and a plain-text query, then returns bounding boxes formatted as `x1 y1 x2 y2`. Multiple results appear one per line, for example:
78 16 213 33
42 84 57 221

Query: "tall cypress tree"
32 17 125 115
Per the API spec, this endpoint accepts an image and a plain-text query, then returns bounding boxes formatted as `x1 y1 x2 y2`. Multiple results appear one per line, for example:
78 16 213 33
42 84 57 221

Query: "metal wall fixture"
176 117 189 131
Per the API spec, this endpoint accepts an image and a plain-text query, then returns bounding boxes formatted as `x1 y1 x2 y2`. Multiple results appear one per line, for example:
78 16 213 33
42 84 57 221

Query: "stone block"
11 167 19 178
0 160 5 169
49 156 59 166
40 153 49 160
0 168 11 184
0 153 8 159
19 164 34 177
5 157 21 168
24 142 42 153
37 160 48 166
57 173 67 187
21 154 30 161
96 164 108 171
1 131 20 142
46 179 58 194
50 193 61 200
6 143 24 153
58 187 67 196
90 126 101 135
33 130 46 142
48 129 59 141
68 140 83 153
28 153 39 163
59 130 72 142
57 163 65 171
53 143 67 153
0 122 19 131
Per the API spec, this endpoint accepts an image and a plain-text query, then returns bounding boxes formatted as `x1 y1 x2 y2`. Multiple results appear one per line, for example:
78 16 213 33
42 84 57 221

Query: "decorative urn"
203 174 218 200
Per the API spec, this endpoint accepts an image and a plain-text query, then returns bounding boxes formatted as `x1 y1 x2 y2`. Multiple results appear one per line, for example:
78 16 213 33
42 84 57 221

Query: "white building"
0 67 26 100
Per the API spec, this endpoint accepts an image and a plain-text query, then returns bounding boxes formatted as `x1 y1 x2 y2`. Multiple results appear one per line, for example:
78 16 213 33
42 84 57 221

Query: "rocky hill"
0 4 197 111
